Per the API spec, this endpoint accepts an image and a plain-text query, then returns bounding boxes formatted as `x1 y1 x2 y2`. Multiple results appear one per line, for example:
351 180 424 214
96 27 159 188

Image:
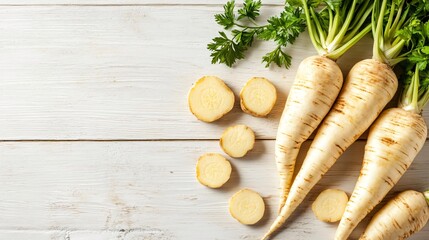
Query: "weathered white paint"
0 5 408 141
0 141 427 239
0 230 65 240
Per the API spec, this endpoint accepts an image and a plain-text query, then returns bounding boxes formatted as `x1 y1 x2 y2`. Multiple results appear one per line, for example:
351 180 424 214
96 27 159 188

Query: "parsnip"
188 76 235 122
240 77 277 117
220 125 255 158
229 188 265 225
196 153 232 188
360 190 429 240
312 189 348 223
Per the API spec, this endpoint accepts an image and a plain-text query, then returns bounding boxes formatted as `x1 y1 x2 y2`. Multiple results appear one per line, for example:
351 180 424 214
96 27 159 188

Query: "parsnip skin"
360 190 429 240
188 76 235 122
220 125 255 158
263 59 397 240
196 153 232 188
336 108 427 240
275 56 343 212
240 77 277 117
229 188 265 225
312 189 348 223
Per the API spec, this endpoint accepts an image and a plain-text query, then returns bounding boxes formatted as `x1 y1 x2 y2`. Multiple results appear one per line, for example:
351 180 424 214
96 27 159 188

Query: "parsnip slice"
220 125 255 158
196 153 232 188
240 77 277 117
188 76 235 122
229 188 265 225
312 189 348 223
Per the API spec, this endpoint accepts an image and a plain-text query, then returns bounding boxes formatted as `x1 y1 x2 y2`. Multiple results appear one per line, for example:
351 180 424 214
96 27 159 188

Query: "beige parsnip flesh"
229 188 265 225
220 125 255 158
360 190 429 240
335 108 427 240
275 56 343 211
188 76 235 122
240 77 277 117
263 59 398 240
196 153 232 188
312 189 348 223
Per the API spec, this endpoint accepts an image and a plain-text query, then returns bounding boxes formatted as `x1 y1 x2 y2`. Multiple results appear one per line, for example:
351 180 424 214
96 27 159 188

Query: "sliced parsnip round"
240 77 277 117
312 189 348 223
196 153 232 188
229 188 265 225
188 76 235 122
220 125 255 158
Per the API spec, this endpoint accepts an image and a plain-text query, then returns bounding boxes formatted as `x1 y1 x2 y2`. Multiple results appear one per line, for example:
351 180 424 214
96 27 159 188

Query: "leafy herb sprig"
207 0 306 68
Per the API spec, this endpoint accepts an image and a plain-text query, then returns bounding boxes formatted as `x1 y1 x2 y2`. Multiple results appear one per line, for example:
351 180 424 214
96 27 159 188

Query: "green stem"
384 0 396 40
328 0 357 51
389 0 406 37
326 24 371 60
402 66 420 113
342 6 372 43
424 190 429 206
326 9 340 44
234 23 263 29
301 0 324 55
328 8 333 34
373 0 388 62
310 7 327 49
385 39 405 62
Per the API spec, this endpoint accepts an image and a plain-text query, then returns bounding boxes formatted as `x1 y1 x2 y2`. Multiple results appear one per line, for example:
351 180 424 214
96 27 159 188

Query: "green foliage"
208 0 306 68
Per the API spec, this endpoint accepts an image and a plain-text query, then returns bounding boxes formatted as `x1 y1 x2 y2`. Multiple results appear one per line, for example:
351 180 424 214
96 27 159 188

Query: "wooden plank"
0 230 65 240
0 0 283 5
0 140 427 239
1 5 412 141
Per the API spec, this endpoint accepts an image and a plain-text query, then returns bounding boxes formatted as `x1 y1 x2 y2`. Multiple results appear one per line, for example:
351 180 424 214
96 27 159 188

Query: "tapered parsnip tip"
229 188 265 225
196 153 232 188
188 76 235 122
312 189 348 223
240 77 277 117
220 124 255 158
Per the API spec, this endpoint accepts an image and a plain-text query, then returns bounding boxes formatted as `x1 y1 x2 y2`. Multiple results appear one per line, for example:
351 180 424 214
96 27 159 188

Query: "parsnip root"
196 153 232 188
240 77 277 117
220 125 255 158
229 188 265 225
312 189 348 223
188 76 235 122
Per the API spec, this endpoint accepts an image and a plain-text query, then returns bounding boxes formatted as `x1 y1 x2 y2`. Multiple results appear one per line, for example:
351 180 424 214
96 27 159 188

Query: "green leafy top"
296 0 373 60
398 20 429 114
208 0 306 68
372 0 429 66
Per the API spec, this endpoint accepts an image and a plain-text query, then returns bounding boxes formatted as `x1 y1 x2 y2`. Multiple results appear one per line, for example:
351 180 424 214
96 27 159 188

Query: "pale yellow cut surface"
220 125 255 158
240 77 277 117
196 153 232 188
188 76 235 122
229 188 265 225
312 189 348 223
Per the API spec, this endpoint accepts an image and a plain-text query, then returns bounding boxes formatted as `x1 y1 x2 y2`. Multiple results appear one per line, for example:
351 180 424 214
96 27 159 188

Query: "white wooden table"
0 1 428 239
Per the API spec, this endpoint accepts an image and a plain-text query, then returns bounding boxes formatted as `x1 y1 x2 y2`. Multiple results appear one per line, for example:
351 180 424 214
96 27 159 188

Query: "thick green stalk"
373 0 388 62
301 0 324 54
342 6 372 43
310 7 327 48
328 0 358 51
327 25 371 60
383 0 396 40
326 10 340 44
385 39 405 62
401 67 420 113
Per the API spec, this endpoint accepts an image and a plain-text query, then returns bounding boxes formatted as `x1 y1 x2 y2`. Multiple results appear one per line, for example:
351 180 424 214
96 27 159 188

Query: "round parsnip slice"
229 188 265 225
196 153 232 188
220 125 255 158
240 77 277 117
188 76 235 122
312 189 348 223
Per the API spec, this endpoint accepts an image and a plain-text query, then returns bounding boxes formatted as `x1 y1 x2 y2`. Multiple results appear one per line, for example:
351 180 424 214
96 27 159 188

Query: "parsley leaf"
215 0 236 29
238 0 262 20
207 31 246 67
262 46 292 68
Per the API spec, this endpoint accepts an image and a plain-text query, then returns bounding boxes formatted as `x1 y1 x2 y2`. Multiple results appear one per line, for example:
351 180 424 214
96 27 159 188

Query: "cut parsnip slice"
240 77 277 117
220 125 255 158
229 188 265 225
312 189 348 223
188 76 235 122
196 153 232 188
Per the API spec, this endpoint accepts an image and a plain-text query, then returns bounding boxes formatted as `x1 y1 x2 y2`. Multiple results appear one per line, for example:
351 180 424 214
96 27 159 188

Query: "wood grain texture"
2 5 417 140
0 0 282 5
0 140 427 239
0 231 65 240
